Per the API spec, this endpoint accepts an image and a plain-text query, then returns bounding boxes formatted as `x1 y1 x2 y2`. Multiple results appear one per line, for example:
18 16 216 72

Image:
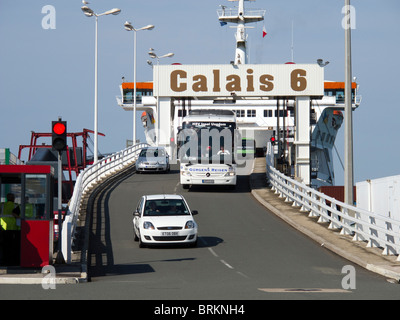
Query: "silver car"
135 147 170 173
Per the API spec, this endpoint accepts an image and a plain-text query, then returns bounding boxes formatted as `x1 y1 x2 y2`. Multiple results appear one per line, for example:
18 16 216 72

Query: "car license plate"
161 232 178 236
202 179 214 184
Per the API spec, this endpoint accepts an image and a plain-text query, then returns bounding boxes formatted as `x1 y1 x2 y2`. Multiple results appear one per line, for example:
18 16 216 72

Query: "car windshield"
144 199 190 216
139 148 165 158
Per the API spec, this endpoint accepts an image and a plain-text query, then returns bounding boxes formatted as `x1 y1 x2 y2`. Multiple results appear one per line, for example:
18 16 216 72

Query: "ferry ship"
116 0 361 189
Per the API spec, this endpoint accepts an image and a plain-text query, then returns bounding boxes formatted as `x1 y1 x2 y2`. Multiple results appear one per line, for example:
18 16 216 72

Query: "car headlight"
224 169 235 177
143 221 155 230
185 220 195 229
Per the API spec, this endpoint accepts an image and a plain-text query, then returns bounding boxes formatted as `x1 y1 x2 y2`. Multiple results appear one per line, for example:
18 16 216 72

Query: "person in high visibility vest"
25 197 34 219
0 193 20 230
0 193 21 266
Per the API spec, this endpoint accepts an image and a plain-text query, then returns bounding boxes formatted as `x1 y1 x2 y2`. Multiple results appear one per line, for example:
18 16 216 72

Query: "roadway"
85 163 400 299
0 161 400 300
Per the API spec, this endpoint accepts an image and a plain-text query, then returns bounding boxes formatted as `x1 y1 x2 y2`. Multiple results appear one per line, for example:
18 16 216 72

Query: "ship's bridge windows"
335 90 345 103
123 90 134 103
324 88 356 104
123 88 153 104
121 81 153 104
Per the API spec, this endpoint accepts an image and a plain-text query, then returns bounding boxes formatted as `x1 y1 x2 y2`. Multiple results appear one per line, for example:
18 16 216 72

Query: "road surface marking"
258 288 351 293
220 260 234 269
208 248 219 257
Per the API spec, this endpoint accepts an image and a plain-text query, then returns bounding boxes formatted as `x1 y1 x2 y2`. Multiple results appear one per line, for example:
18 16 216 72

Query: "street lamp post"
344 0 354 206
148 49 174 145
81 5 121 163
124 22 155 145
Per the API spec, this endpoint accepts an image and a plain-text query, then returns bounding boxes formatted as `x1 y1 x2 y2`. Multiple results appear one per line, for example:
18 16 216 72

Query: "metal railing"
61 143 149 263
217 8 266 19
265 143 400 260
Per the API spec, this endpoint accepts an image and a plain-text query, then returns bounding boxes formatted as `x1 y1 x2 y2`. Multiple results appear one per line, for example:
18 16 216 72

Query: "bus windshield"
178 121 236 164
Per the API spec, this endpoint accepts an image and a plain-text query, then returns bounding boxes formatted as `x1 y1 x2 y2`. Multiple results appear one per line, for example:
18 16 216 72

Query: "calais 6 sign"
155 64 324 98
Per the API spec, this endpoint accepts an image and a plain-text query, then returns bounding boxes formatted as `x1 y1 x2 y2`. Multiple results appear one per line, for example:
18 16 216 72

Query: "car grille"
157 226 182 230
153 236 187 241
192 172 226 178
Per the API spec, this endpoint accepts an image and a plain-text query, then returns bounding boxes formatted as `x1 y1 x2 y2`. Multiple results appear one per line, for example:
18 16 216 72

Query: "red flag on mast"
262 25 267 38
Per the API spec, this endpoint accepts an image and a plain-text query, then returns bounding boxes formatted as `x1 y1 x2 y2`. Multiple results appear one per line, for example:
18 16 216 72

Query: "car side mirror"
191 210 198 215
133 211 139 217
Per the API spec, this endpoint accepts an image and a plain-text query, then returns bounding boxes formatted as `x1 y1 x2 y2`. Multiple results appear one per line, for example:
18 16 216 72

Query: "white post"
344 0 354 206
133 29 137 145
94 16 99 163
294 96 311 186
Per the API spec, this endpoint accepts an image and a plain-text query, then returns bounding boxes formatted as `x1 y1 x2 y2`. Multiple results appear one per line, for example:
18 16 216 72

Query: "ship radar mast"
217 0 265 65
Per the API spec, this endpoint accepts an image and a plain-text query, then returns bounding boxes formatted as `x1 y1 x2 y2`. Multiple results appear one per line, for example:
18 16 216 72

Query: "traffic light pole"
55 151 65 264
52 118 66 264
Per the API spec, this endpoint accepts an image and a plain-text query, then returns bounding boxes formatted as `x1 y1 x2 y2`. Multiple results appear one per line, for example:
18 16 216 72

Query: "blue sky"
0 0 399 185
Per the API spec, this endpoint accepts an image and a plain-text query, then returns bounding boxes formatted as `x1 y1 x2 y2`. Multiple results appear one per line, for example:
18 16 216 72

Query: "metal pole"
94 16 99 163
55 151 65 263
344 0 354 206
276 99 280 162
156 59 160 145
133 30 137 145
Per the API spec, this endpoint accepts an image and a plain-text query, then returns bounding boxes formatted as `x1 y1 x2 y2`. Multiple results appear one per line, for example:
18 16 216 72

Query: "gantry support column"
294 96 311 186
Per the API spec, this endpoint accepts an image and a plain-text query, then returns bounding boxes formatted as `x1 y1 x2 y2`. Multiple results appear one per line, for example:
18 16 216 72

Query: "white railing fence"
265 143 400 261
61 143 149 263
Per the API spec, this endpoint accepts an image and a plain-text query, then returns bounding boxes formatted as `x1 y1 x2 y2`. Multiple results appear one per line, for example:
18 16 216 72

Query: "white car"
135 147 170 173
133 194 198 247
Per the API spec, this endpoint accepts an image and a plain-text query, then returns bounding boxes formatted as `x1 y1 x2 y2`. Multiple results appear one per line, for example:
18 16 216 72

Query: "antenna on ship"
291 20 294 63
217 0 265 65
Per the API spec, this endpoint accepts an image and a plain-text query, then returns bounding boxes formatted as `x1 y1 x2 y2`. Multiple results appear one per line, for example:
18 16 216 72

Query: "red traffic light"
270 136 276 142
53 122 66 135
52 120 67 152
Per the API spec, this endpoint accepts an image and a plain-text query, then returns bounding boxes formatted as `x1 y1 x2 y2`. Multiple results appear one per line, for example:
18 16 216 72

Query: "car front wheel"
138 235 146 248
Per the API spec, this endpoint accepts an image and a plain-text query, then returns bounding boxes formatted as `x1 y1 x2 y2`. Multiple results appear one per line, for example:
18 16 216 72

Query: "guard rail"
265 143 400 260
61 143 149 263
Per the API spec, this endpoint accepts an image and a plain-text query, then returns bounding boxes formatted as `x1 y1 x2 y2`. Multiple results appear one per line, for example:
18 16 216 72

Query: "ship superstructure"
116 0 361 189
217 0 265 64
